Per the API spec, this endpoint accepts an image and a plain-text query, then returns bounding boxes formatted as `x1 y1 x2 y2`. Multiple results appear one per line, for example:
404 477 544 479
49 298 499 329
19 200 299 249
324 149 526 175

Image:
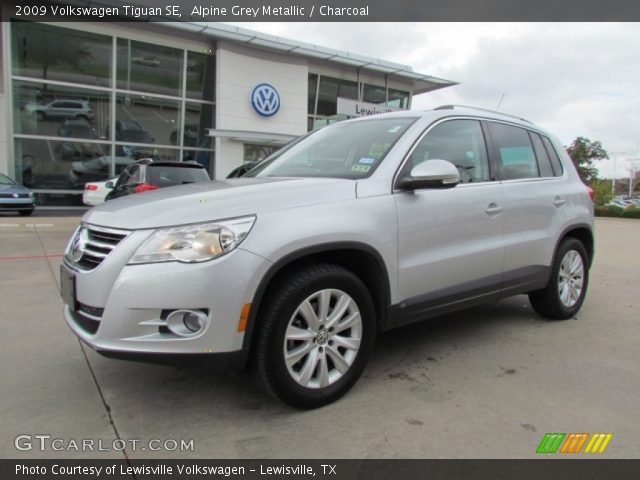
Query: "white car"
131 56 160 67
82 178 115 206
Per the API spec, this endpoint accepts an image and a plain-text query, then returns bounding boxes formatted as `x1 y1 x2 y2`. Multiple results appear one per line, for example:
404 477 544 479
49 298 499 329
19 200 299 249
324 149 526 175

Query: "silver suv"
61 106 594 408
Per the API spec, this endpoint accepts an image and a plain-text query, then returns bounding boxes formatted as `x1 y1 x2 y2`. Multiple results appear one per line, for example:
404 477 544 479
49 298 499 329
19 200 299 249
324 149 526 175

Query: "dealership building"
0 15 455 207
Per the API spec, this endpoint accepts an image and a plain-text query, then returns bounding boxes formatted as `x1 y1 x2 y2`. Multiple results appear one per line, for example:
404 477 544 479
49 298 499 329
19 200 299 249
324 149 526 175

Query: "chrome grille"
0 193 29 198
66 224 129 271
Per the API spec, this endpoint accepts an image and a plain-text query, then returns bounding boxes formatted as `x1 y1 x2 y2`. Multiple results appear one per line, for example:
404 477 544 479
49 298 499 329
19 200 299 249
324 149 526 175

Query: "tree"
565 137 608 184
14 22 92 86
590 178 613 206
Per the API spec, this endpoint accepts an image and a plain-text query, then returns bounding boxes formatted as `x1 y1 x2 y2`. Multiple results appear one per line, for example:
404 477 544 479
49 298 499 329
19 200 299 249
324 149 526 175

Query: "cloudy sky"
226 22 639 179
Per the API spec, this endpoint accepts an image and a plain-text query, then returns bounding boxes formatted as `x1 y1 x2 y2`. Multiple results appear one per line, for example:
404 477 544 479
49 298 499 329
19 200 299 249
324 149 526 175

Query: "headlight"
128 216 256 264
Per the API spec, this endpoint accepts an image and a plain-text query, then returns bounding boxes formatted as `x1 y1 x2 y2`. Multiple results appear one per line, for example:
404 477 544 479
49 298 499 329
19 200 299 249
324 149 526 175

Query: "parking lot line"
0 253 64 261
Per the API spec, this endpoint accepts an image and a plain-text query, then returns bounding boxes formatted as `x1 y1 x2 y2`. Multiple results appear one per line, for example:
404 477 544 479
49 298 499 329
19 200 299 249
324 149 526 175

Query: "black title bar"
2 459 640 480
3 0 640 22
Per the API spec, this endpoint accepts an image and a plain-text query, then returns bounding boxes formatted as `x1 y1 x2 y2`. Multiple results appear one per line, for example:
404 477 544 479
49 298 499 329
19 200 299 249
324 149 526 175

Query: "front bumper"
62 225 271 370
91 344 249 371
0 199 34 211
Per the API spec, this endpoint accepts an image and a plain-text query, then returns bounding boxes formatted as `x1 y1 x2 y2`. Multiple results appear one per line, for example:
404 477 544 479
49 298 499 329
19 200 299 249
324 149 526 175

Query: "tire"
529 237 589 320
251 263 376 409
19 210 34 217
36 112 44 121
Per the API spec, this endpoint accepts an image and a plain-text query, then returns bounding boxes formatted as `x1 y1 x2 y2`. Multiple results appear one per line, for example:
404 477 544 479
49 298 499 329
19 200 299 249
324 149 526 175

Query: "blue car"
0 173 35 216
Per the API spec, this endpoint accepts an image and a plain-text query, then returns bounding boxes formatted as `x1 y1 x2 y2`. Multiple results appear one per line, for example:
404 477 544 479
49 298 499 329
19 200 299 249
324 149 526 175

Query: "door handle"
485 203 503 215
554 196 566 207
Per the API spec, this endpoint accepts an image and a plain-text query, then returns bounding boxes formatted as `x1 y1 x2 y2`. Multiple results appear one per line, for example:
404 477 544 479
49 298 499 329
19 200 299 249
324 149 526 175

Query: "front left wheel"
251 263 376 409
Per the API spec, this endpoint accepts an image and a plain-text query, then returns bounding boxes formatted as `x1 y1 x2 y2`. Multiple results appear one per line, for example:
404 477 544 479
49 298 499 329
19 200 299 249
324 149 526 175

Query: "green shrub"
594 205 625 217
621 207 640 219
594 205 640 218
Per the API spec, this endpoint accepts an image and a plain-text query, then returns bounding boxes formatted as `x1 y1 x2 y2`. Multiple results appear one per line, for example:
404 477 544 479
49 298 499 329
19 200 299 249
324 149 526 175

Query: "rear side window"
126 165 141 185
529 132 555 177
402 119 491 183
488 122 539 180
116 167 132 187
541 136 564 176
147 166 210 186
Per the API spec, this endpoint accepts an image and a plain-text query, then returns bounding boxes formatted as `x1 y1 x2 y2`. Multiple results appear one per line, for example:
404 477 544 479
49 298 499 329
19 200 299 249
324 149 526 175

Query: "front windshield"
246 117 416 179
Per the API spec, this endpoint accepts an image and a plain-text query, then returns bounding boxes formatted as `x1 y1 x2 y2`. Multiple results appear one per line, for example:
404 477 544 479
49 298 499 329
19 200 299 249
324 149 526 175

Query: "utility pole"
608 151 634 197
612 153 617 195
629 159 640 198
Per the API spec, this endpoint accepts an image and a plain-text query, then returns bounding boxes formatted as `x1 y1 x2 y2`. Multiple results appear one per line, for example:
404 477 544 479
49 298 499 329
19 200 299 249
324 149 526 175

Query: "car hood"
0 184 31 195
83 177 357 230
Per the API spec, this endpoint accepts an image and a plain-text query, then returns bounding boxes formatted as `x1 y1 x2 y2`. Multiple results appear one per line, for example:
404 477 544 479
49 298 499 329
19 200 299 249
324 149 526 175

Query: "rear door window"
126 165 141 186
488 122 539 180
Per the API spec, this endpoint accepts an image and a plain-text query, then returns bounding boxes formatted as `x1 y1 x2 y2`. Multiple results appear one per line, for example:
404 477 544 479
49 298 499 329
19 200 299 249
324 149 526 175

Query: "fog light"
166 309 209 337
184 312 204 332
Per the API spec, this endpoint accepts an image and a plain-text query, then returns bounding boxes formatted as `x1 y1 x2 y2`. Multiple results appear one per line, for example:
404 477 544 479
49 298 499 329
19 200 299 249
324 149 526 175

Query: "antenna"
496 94 506 110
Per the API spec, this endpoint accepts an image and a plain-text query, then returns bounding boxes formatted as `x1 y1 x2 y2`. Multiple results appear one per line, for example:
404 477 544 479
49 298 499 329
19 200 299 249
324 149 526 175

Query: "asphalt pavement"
1 215 638 459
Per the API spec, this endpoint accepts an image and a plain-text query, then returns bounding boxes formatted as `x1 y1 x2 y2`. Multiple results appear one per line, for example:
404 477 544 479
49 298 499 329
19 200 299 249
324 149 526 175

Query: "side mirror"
105 181 115 189
397 159 460 190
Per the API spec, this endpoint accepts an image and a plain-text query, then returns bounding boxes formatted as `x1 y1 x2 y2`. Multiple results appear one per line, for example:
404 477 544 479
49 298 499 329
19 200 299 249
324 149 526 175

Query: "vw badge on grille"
70 228 89 263
250 83 280 117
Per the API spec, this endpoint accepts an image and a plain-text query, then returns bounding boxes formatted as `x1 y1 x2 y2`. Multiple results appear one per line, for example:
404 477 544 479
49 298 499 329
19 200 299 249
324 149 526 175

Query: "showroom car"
83 178 117 206
25 99 94 121
68 156 135 187
58 119 104 160
0 173 35 216
61 106 594 409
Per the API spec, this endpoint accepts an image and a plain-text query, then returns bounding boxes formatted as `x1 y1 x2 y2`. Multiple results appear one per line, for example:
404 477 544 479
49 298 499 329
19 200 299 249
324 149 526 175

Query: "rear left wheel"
529 237 589 320
252 263 376 409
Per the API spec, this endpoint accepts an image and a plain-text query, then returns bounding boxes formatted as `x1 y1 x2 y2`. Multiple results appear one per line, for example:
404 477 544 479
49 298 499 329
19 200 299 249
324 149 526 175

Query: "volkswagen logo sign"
69 228 89 263
250 83 280 117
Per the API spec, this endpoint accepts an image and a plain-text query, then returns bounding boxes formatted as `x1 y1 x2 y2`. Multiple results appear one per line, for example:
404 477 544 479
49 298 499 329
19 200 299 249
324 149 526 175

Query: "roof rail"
134 158 154 165
434 105 533 124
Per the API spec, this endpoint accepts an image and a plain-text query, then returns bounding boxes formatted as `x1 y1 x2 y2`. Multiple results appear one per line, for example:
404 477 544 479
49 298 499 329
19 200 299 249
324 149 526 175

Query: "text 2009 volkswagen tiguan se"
61 106 594 408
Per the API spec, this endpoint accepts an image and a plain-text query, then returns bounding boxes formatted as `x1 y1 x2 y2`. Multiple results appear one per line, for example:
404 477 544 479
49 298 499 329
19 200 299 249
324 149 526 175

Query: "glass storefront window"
10 22 216 206
182 103 214 149
13 80 111 140
363 84 386 104
11 21 112 87
15 137 111 190
183 150 212 173
146 147 181 162
316 77 358 116
308 73 318 114
388 88 410 108
186 51 215 101
243 144 280 163
115 93 180 150
117 39 183 97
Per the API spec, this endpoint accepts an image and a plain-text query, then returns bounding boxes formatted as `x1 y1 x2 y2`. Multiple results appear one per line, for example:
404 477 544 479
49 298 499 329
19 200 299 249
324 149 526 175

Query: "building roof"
59 0 457 95
168 22 457 94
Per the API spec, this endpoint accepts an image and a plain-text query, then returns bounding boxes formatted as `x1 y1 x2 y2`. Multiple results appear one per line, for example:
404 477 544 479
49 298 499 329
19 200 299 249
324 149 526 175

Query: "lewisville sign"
337 98 401 117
